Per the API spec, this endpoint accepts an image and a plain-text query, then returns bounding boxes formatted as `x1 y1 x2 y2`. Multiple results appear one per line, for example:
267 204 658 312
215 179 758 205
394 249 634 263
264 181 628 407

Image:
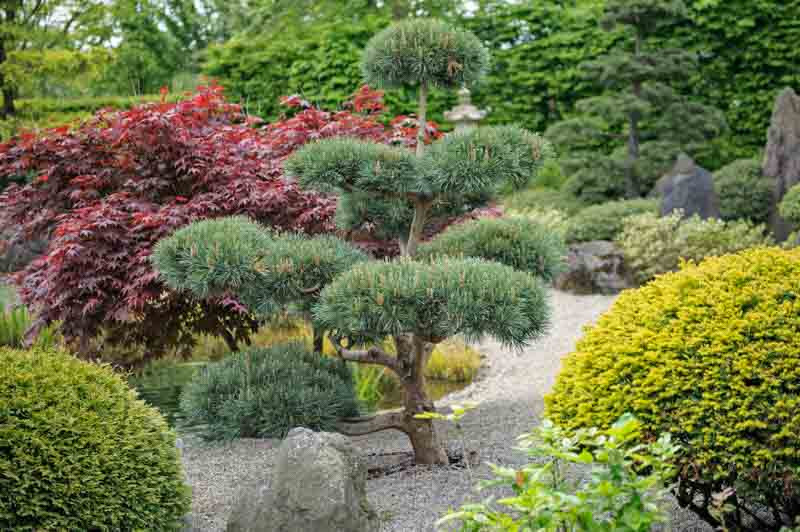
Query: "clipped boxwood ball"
0 347 191 530
418 216 566 281
713 158 771 223
362 18 489 89
180 342 360 441
546 247 800 528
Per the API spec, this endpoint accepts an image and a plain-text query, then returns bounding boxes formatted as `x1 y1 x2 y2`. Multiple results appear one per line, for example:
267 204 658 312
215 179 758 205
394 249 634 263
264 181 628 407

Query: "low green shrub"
502 187 585 216
179 342 361 440
0 347 190 530
779 183 800 227
418 216 566 281
546 248 800 530
713 158 771 223
565 199 658 243
440 414 679 531
506 207 570 238
616 211 771 283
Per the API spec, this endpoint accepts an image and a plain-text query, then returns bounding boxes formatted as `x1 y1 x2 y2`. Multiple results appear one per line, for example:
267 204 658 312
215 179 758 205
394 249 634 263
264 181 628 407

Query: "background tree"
545 0 726 203
154 19 557 465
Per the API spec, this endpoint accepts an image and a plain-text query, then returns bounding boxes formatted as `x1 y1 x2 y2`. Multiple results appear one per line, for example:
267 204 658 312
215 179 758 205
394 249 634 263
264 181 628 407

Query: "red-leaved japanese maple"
0 83 439 362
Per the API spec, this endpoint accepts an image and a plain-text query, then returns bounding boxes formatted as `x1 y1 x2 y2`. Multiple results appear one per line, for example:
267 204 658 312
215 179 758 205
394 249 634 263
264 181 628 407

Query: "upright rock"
226 428 377 532
656 154 720 220
554 240 634 295
763 88 800 241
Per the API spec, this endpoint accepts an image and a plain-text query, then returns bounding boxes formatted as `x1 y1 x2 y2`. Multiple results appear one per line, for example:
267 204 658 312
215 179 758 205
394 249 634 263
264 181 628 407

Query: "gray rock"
226 428 377 532
655 154 720 219
763 88 800 241
554 240 634 295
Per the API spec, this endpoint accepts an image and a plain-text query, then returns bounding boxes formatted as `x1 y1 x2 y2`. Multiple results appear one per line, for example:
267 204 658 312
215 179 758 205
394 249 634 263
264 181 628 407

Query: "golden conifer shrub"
546 247 800 529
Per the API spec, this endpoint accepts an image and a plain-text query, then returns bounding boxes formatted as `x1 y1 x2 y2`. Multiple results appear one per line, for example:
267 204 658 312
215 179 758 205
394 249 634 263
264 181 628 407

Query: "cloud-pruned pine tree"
546 0 727 204
153 19 556 465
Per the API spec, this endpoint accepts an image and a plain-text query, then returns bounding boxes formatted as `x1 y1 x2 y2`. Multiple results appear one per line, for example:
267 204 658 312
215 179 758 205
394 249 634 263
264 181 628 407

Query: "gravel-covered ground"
181 289 712 531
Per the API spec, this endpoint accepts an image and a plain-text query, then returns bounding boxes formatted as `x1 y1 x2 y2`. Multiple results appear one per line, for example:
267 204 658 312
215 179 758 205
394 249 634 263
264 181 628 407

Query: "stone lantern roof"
444 87 487 131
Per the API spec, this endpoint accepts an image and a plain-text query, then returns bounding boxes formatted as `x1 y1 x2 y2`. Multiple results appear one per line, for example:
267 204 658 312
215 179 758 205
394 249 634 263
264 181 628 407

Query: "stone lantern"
444 86 487 132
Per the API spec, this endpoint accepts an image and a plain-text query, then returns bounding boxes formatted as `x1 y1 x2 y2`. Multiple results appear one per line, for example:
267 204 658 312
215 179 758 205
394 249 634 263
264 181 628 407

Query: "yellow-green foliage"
0 347 191 530
546 248 800 521
425 339 481 382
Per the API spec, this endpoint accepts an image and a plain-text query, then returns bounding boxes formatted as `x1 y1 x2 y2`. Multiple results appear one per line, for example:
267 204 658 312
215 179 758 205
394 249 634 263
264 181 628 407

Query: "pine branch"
336 344 400 372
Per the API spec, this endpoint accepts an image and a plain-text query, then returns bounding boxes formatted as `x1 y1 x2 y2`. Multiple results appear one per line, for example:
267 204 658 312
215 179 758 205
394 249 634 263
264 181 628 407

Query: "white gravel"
181 289 712 531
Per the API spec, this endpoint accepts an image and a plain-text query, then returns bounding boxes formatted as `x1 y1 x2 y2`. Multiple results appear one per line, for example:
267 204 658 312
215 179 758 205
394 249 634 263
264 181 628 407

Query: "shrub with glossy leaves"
180 342 360 440
440 415 679 531
713 158 771 223
779 183 800 227
362 18 489 89
314 257 550 348
153 216 368 317
546 248 800 530
565 198 658 243
418 216 566 281
617 211 771 283
0 347 191 530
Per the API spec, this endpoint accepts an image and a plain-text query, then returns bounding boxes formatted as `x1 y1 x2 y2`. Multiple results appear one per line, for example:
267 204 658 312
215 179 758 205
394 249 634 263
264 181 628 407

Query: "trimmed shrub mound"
0 347 190 530
546 247 800 530
713 158 771 224
180 342 360 440
565 198 658 243
503 187 585 216
418 216 566 281
780 183 800 227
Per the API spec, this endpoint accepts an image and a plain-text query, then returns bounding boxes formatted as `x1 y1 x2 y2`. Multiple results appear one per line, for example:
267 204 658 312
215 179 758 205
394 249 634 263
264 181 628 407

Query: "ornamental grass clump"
180 342 360 440
546 247 800 530
0 347 190 530
154 18 556 465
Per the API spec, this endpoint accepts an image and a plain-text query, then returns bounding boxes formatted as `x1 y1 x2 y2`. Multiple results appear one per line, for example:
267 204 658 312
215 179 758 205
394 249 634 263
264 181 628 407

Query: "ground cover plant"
154 18 558 465
547 247 800 530
0 82 438 363
0 346 191 529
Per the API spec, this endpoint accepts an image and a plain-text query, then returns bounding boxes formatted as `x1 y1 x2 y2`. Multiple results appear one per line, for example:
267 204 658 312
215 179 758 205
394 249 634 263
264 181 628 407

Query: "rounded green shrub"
565 198 658 243
0 347 190 530
422 125 554 195
546 248 800 529
780 183 800 226
180 342 360 440
503 187 585 216
314 256 550 349
713 158 771 223
362 18 489 89
418 216 566 281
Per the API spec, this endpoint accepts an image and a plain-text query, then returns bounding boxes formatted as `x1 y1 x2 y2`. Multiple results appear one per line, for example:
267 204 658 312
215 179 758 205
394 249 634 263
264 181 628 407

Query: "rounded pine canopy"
362 18 489 89
313 256 550 348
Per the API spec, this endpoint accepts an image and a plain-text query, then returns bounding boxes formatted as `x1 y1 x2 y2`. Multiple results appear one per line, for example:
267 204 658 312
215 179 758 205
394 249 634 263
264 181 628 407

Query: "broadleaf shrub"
713 158 771 223
565 199 658 243
502 187 585 216
0 347 191 530
616 211 771 283
546 248 800 530
779 183 800 227
0 84 430 361
418 216 566 281
180 342 360 440
440 414 679 531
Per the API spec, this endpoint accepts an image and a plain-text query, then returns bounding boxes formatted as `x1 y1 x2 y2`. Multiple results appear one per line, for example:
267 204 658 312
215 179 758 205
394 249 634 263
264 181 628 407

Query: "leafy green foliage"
179 342 360 440
440 414 679 531
314 257 549 349
418 217 566 281
713 158 771 224
503 187 585 216
546 248 800 530
0 347 190 530
546 0 726 201
565 199 658 243
779 184 800 227
421 126 554 196
362 18 489 90
617 211 772 283
152 216 368 317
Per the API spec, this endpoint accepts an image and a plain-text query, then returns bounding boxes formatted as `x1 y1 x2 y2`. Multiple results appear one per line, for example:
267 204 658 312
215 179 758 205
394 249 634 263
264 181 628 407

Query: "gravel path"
181 289 711 531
